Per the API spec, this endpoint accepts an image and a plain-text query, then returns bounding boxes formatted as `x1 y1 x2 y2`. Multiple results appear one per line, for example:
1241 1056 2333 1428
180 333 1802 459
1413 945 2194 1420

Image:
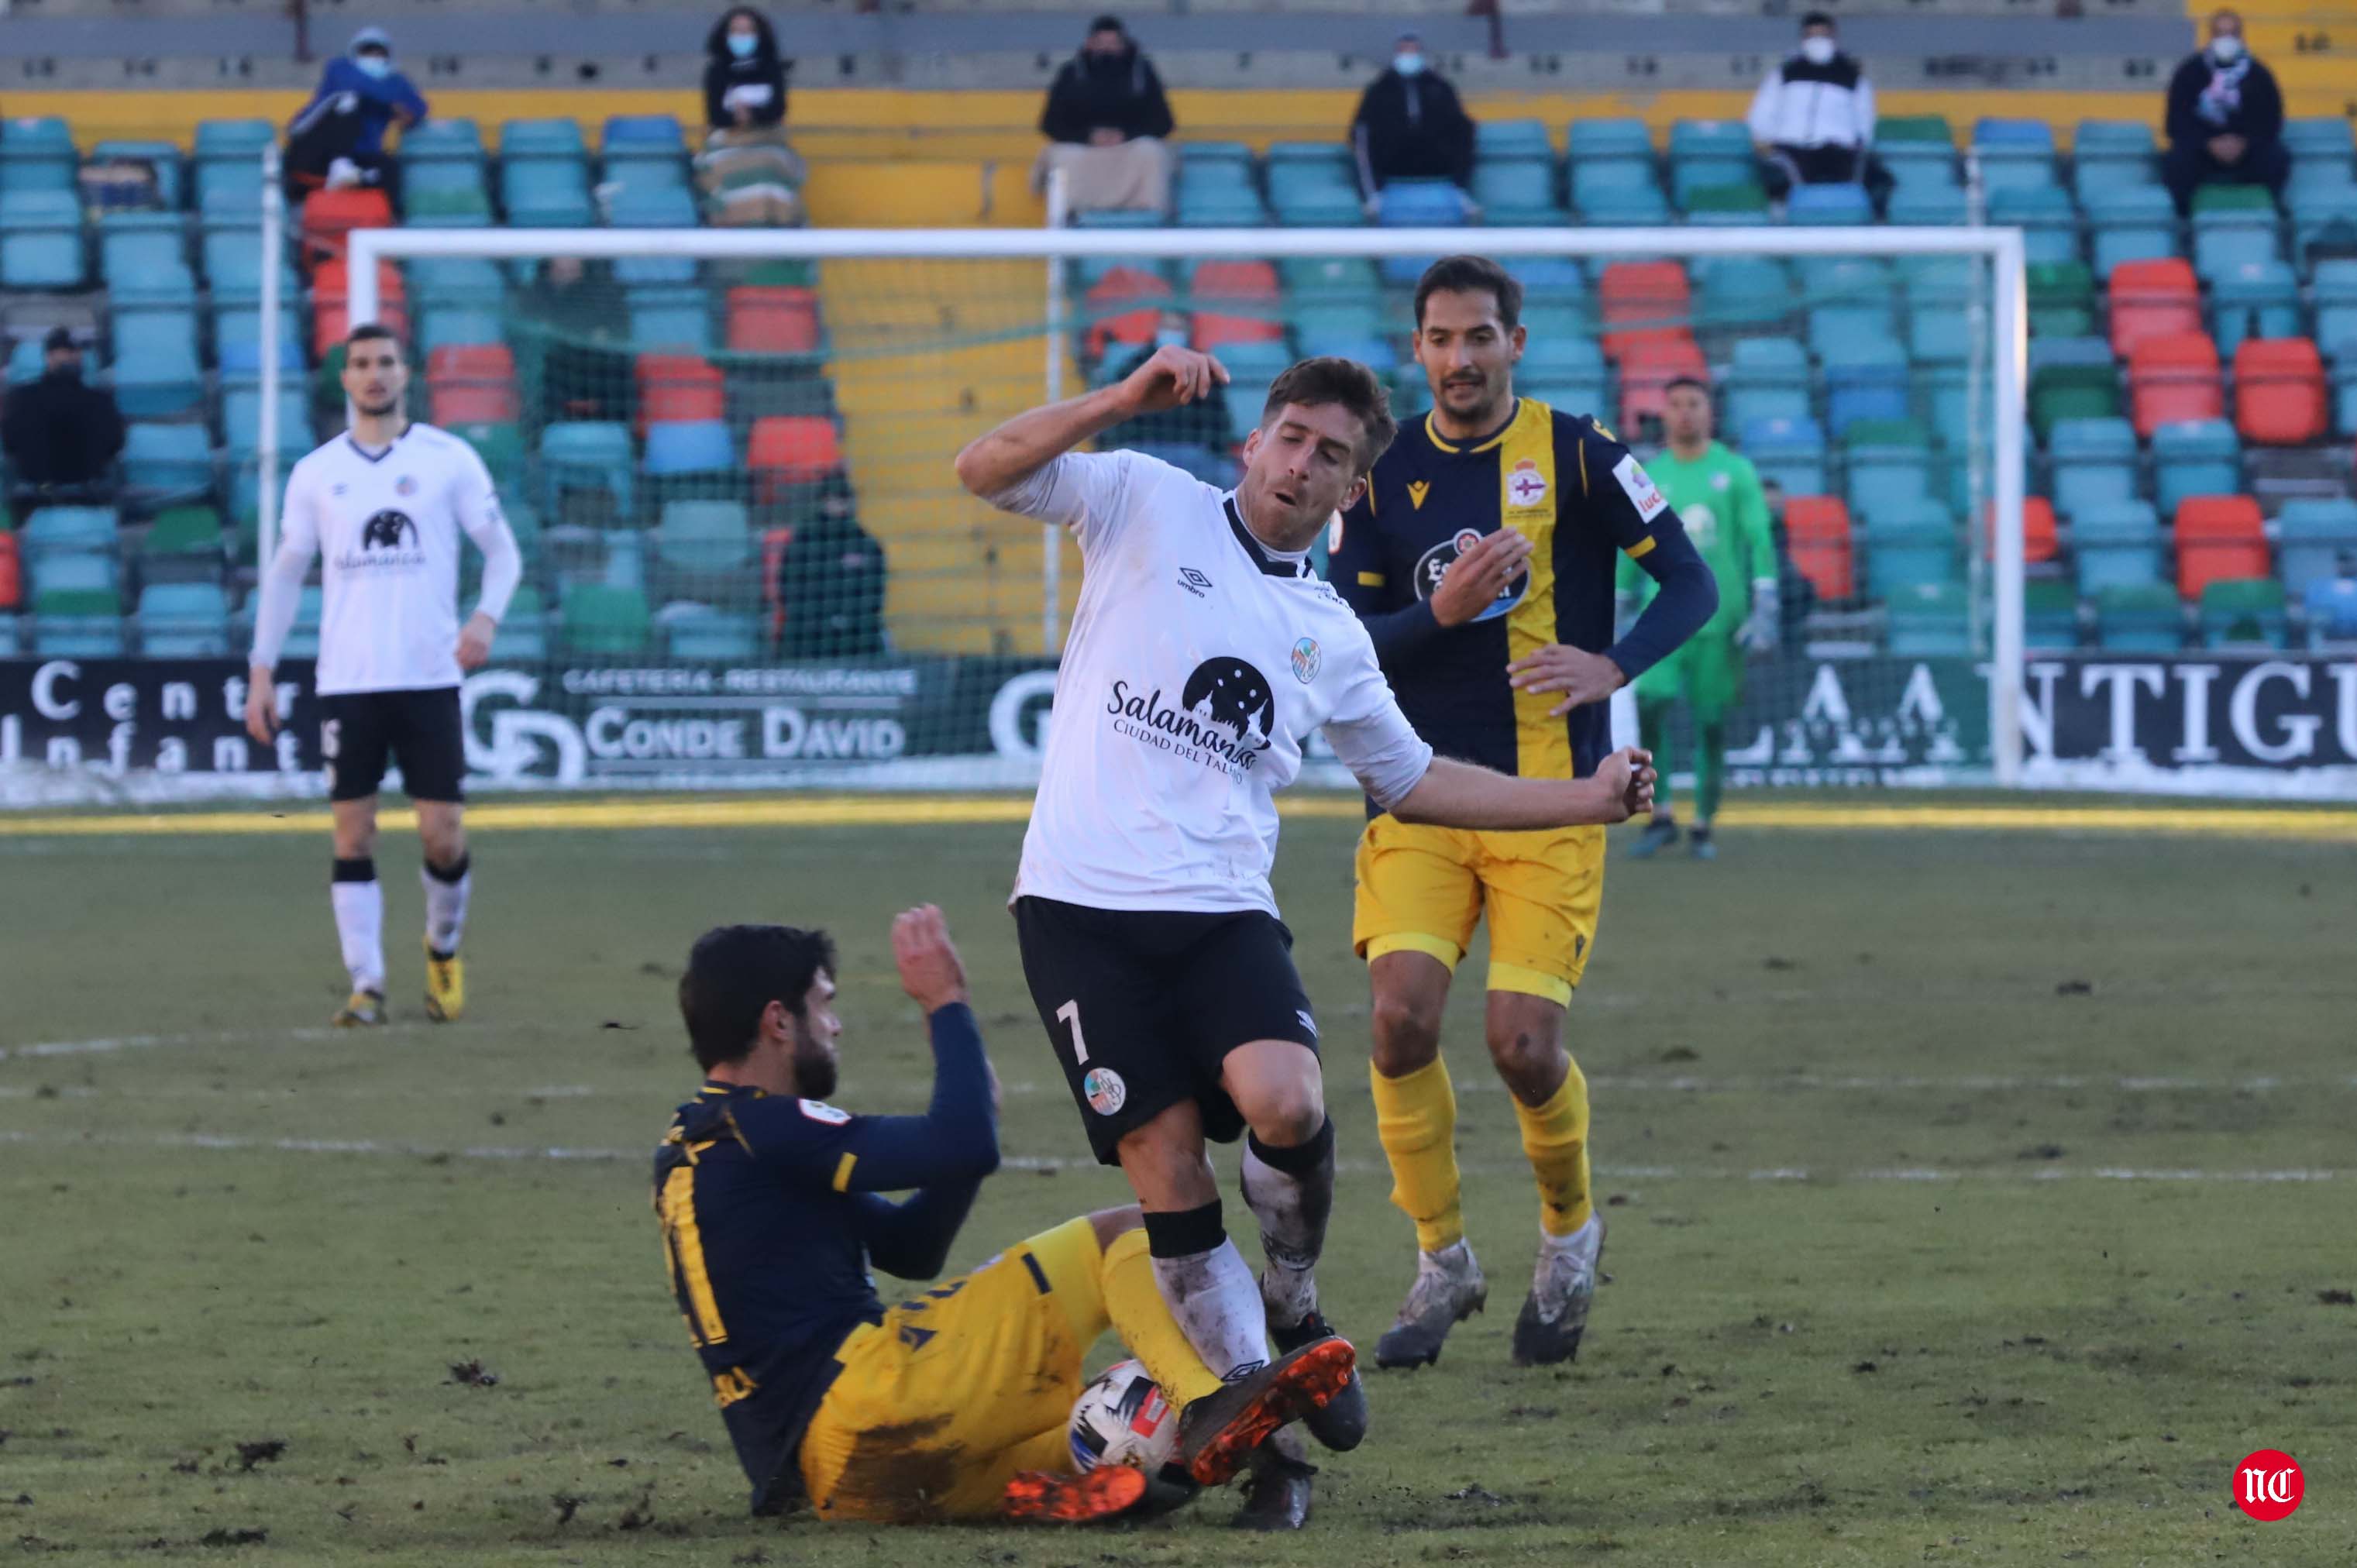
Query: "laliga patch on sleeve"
798 1099 852 1126
1612 452 1671 523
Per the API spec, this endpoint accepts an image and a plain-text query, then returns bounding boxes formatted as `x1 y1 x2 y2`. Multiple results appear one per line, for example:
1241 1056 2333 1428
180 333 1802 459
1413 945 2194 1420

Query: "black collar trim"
346 425 411 465
1223 494 1312 579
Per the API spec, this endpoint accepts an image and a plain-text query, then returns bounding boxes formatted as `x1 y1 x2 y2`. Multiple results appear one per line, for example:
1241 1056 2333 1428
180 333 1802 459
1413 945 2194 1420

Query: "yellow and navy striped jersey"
1332 397 1717 781
651 1004 999 1513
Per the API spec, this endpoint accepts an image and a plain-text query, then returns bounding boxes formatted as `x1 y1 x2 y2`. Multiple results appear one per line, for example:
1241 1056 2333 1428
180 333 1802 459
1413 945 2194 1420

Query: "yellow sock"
1370 1057 1464 1253
1513 1061 1594 1238
1099 1227 1225 1408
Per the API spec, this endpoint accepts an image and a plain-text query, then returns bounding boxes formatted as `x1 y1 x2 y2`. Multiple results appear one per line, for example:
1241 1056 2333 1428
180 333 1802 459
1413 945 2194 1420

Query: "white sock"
422 853 472 958
1149 1238 1269 1383
1539 1212 1599 1258
330 858 384 994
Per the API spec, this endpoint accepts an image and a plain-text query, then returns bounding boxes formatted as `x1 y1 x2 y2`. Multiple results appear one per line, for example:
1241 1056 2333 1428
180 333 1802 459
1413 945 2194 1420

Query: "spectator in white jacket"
1747 12 1883 204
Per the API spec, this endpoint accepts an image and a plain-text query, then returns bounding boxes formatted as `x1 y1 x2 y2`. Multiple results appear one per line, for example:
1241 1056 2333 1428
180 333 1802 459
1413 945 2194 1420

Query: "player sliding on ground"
244 323 520 1026
956 346 1658 1525
652 907 1357 1525
1331 256 1719 1370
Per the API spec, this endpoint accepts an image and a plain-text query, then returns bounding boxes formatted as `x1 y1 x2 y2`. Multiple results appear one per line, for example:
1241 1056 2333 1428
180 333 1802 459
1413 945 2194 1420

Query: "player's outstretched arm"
1391 749 1656 830
953 343 1227 504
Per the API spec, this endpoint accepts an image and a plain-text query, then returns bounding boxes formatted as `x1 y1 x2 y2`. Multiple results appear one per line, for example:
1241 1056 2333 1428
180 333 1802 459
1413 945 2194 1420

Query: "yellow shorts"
1352 815 1606 1006
798 1217 1102 1522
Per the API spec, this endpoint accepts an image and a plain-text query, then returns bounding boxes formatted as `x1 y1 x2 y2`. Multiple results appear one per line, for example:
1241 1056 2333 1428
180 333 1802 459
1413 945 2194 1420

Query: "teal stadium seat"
1990 186 2080 266
2149 418 2241 517
113 334 206 419
33 589 126 657
540 421 635 517
2046 416 2141 519
0 188 85 288
122 423 215 500
1566 119 1653 162
659 601 759 661
408 255 508 308
2072 500 2166 593
90 139 187 209
222 387 311 459
2276 497 2357 597
136 582 231 657
194 119 277 163
657 500 755 575
2207 260 2300 356
1725 337 1812 430
1863 498 1959 590
1887 582 1973 655
1477 120 1554 160
0 117 78 194
1743 414 1829 497
1696 256 1793 332
22 505 119 566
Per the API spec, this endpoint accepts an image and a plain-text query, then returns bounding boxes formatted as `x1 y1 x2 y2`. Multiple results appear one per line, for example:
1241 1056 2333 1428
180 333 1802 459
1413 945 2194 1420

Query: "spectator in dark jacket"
2163 9 2288 214
285 26 426 198
1033 15 1175 215
1351 31 1477 203
705 8 789 133
2 328 126 528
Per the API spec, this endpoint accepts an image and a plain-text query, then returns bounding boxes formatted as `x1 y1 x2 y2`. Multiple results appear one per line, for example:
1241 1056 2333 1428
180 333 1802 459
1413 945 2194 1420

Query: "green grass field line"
4 793 2355 841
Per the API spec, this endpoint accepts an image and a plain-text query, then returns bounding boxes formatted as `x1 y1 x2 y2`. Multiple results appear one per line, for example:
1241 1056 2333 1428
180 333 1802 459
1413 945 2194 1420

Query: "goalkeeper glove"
1737 579 1780 652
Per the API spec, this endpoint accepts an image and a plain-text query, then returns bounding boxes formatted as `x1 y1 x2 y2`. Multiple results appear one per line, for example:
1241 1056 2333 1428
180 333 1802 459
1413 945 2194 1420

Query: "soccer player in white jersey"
244 323 521 1028
955 347 1656 1526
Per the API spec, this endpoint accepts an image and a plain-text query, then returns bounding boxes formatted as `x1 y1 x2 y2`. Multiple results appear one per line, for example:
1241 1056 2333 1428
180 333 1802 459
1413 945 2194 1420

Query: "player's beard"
790 1035 838 1100
356 394 401 419
1440 372 1505 430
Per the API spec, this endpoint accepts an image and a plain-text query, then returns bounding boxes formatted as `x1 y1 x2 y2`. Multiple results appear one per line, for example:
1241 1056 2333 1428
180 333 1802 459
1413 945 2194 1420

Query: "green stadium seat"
2025 578 2082 649
141 505 225 581
33 587 126 656
2026 261 2095 339
1682 183 1771 223
2029 338 2121 439
2200 577 2288 648
1877 115 1953 146
2095 581 2183 650
560 582 652 657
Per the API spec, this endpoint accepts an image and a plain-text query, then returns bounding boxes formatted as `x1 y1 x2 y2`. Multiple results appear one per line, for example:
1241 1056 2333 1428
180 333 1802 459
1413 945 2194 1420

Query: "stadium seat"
0 532 19 611
1 115 78 184
121 422 215 502
659 601 760 662
194 119 274 163
1788 183 1877 225
1684 182 1773 223
1281 256 1382 304
726 286 821 356
1083 267 1172 359
2199 577 2289 648
424 345 518 427
1844 418 1934 518
140 504 225 576
2173 494 2268 598
220 387 309 459
2314 259 2357 360
33 588 126 657
643 418 735 490
635 354 727 435
2074 119 2157 181
1571 161 1670 225
539 421 635 519
2208 260 2300 358
1566 117 1652 161
1695 256 1791 332
1725 337 1811 431
2094 581 2184 650
1888 187 1970 225
2107 258 2199 359
1376 180 1471 284
2026 261 2097 339
1478 119 1554 161
748 416 843 500
2046 416 2140 519
1617 339 1708 439
2233 338 2328 445
2085 185 2180 277
501 160 595 228
1471 159 1567 225
1266 151 1362 228
2023 577 2081 649
1971 118 2059 192
20 504 117 565
1597 261 1690 360
656 500 755 576
2276 497 2357 597
1887 582 1973 656
1783 495 1853 600
0 188 85 288
136 581 230 657
607 185 701 229
2017 496 2062 565
416 306 502 358
1822 340 1911 438
2128 333 2223 436
298 188 394 265
2071 499 2166 593
1861 498 1957 590
1743 414 1829 500
559 582 651 657
494 585 548 662
2306 577 2357 644
2148 418 2239 517
311 256 408 351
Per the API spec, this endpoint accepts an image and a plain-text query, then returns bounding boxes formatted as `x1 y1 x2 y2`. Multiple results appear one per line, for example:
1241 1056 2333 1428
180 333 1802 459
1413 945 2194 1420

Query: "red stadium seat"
1192 311 1285 351
2232 337 2328 445
301 189 396 267
762 523 796 641
0 530 19 611
311 258 408 355
1983 497 2059 563
2128 332 2222 437
1615 337 1708 437
634 353 726 435
1783 495 1853 600
1598 260 1691 360
2173 494 2268 598
1189 260 1280 304
2107 258 2200 359
748 415 842 500
1083 268 1172 359
426 344 519 425
726 286 821 356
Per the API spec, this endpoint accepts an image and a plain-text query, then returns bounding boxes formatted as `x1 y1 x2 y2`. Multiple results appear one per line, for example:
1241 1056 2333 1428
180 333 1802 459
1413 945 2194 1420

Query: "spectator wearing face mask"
1034 15 1177 215
1351 31 1478 208
2 328 126 528
705 7 790 135
285 26 427 199
1105 311 1230 454
1747 12 1880 201
2163 9 2287 215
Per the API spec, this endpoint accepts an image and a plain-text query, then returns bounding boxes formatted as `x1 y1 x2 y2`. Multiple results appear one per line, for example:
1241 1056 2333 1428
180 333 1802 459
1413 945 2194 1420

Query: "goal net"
295 224 2028 793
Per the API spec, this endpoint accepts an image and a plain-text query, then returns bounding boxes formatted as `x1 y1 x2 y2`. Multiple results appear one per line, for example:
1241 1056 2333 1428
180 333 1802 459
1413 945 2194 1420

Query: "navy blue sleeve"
737 1003 1000 1195
1566 418 1719 679
849 1181 983 1281
1334 489 1445 665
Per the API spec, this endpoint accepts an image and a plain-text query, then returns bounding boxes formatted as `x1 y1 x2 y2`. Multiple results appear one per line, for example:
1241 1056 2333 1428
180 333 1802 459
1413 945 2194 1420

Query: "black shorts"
320 686 465 803
1013 896 1320 1166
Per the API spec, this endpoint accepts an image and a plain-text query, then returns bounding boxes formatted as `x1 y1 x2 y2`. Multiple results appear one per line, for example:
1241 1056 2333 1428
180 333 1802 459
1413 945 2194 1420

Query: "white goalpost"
305 221 2028 787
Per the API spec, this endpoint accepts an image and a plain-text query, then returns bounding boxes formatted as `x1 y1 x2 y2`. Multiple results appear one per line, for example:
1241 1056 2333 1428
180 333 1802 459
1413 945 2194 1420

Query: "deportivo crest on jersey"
1506 458 1550 507
1407 480 1431 510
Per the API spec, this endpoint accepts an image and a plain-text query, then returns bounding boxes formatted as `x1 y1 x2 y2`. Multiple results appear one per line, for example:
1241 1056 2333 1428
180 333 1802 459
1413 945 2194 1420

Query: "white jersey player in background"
244 323 521 1027
955 346 1654 1528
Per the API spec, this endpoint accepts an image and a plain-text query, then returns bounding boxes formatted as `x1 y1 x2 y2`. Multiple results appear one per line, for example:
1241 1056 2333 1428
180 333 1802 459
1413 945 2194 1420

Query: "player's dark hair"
344 322 404 362
1413 255 1523 334
1800 9 1836 30
678 923 838 1071
1261 356 1399 473
1664 375 1711 397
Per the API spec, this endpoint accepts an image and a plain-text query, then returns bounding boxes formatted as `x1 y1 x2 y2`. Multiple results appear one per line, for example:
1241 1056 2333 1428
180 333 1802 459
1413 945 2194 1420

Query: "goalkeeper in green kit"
1618 378 1777 861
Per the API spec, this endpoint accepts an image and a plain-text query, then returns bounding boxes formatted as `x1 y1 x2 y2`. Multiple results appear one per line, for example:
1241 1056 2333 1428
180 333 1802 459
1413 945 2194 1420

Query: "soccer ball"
1067 1358 1178 1473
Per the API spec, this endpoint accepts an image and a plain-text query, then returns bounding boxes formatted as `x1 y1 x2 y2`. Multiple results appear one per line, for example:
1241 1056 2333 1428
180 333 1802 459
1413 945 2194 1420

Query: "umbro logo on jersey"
1407 480 1431 510
1177 566 1213 598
